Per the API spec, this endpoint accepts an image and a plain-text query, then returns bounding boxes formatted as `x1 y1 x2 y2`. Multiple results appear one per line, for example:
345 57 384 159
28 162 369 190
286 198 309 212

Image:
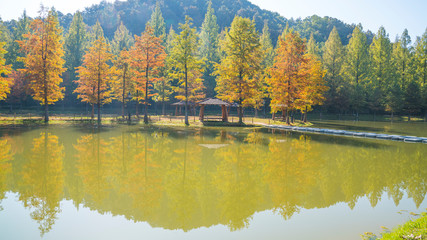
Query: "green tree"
415 28 427 85
147 1 166 39
307 33 320 57
214 16 262 124
342 25 369 116
322 27 346 112
64 11 88 105
169 16 202 125
199 1 219 97
111 21 134 55
392 29 413 87
5 11 30 70
368 26 392 112
385 81 404 120
403 80 422 120
260 20 275 69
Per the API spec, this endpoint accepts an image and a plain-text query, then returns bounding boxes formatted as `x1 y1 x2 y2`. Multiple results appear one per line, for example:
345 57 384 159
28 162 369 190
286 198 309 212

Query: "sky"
1 0 426 41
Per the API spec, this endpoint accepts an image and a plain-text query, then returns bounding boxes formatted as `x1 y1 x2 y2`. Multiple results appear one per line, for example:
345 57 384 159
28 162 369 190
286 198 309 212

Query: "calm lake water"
0 122 426 240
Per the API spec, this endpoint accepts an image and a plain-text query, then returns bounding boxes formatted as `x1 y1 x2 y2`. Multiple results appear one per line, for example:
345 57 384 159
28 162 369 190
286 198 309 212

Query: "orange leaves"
18 11 65 105
75 36 114 106
0 40 12 101
267 31 326 115
130 25 166 103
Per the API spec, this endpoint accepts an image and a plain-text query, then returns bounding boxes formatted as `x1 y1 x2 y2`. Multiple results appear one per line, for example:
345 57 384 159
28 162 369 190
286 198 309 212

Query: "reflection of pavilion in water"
0 127 426 235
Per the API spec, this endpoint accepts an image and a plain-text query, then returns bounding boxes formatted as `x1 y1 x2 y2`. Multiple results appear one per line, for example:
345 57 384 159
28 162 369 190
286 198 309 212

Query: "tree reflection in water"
0 126 426 236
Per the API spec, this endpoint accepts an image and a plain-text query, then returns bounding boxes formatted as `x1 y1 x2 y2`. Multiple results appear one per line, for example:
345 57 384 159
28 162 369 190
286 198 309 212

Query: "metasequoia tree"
267 31 306 124
75 32 114 123
296 54 327 122
169 16 202 125
214 16 262 124
199 1 219 97
0 32 12 101
112 50 134 119
130 25 166 123
173 68 206 115
18 8 65 122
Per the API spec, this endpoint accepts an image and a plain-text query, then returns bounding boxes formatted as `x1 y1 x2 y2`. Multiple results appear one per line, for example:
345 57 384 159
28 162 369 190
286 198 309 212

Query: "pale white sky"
1 0 426 41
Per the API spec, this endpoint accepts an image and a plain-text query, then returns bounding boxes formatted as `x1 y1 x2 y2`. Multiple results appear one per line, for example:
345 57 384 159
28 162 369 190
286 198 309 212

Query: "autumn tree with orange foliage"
6 70 29 110
0 33 12 101
18 7 65 122
130 25 166 123
268 30 326 124
296 54 327 122
75 24 114 123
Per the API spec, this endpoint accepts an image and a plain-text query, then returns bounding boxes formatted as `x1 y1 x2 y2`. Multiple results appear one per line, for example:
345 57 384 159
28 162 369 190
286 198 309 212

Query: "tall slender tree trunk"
185 65 189 126
136 90 139 118
238 71 243 124
91 104 94 120
122 66 126 119
304 106 308 123
144 68 149 124
44 62 48 123
97 72 101 124
162 101 165 115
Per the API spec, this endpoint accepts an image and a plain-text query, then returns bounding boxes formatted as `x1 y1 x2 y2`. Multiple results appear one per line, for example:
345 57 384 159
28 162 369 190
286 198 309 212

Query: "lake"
0 122 426 240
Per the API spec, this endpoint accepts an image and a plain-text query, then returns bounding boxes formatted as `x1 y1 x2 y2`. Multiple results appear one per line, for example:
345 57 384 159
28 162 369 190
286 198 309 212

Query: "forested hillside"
2 0 363 46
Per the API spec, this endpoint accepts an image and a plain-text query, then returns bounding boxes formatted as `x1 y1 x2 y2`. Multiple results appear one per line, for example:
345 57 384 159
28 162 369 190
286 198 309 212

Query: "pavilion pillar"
199 105 205 121
175 106 178 116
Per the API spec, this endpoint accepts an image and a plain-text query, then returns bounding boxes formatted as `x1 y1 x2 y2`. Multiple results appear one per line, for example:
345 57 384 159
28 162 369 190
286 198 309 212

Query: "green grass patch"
361 213 427 240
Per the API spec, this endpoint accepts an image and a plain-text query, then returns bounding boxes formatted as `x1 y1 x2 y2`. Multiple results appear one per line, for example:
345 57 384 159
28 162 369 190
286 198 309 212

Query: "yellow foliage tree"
296 54 327 122
214 16 262 124
0 34 13 101
130 25 166 123
18 8 65 122
267 30 326 124
111 49 135 119
173 68 206 114
75 32 114 123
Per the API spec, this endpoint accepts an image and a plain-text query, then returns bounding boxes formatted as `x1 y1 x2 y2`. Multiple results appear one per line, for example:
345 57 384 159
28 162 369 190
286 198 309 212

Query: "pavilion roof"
198 98 230 106
171 101 195 106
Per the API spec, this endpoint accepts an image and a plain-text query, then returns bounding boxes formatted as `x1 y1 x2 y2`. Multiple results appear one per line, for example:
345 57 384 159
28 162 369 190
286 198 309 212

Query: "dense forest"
0 0 426 122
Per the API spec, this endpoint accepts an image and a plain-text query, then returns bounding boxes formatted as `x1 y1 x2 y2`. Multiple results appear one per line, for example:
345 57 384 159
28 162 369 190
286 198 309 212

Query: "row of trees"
1 2 427 123
319 25 427 119
0 3 326 125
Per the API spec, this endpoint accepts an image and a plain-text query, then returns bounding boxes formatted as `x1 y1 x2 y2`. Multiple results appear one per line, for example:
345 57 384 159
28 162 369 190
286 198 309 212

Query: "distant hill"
2 0 375 47
70 0 372 45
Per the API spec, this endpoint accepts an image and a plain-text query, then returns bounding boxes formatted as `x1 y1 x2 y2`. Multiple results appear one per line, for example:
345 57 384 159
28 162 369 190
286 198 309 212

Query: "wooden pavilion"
171 101 195 116
198 98 230 122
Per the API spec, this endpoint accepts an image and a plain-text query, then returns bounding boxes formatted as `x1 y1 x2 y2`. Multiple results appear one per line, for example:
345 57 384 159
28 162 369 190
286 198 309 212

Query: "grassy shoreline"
362 213 427 240
0 114 312 128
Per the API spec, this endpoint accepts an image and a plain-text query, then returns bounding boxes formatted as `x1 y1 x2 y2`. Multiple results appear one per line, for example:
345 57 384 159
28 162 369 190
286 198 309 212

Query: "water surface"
0 124 426 239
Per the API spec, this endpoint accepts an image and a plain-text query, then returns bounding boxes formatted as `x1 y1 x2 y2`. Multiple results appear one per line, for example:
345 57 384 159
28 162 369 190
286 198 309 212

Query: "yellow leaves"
267 31 327 114
0 39 13 101
129 25 166 103
75 36 114 105
214 17 262 108
18 12 65 105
